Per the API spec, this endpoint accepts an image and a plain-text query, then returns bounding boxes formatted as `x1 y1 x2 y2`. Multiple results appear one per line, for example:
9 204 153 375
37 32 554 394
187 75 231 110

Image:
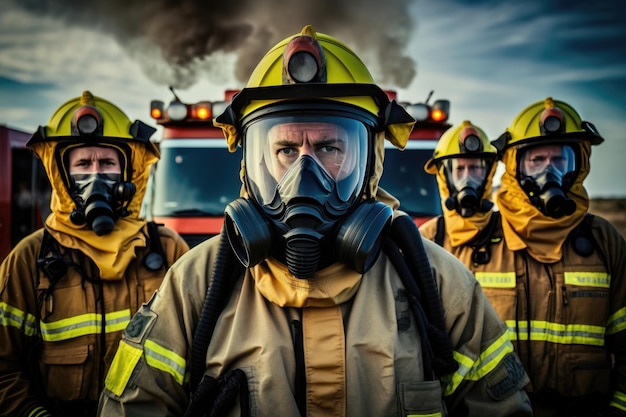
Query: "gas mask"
518 144 577 218
69 173 136 235
224 114 392 278
443 157 493 217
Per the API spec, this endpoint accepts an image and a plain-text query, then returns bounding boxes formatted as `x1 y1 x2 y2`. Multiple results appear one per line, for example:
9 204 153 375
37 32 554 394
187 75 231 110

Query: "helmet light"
540 106 565 135
72 106 103 136
462 134 481 152
287 52 319 83
283 31 326 84
459 124 483 153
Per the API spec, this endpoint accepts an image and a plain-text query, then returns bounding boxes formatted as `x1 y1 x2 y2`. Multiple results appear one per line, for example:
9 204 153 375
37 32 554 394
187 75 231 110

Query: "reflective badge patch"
105 340 143 396
124 305 157 343
486 353 529 400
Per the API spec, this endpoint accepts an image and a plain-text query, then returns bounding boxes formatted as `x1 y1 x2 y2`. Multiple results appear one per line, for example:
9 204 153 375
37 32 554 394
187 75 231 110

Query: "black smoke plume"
14 0 417 89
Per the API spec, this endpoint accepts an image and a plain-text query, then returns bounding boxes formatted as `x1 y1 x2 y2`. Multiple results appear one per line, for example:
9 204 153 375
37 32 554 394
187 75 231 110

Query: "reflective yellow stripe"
441 332 514 396
144 339 186 385
27 405 52 417
475 272 516 288
506 320 605 346
39 309 130 341
564 271 610 288
105 340 143 396
407 413 442 417
607 306 626 335
0 301 38 336
610 390 626 412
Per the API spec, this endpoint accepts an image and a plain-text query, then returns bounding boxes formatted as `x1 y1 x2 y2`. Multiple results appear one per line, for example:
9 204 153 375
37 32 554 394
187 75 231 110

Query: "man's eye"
320 145 339 153
279 148 296 156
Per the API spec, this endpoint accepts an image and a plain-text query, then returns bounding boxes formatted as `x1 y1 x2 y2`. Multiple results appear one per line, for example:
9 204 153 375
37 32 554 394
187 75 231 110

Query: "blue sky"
1 0 625 197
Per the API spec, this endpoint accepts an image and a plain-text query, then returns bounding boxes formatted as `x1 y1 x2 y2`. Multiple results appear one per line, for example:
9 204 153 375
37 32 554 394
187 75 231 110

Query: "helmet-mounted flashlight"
282 26 327 84
459 124 483 153
540 98 565 135
72 106 103 136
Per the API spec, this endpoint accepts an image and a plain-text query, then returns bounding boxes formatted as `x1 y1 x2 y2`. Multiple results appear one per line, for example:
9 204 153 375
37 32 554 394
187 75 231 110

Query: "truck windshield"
380 142 442 218
151 139 243 217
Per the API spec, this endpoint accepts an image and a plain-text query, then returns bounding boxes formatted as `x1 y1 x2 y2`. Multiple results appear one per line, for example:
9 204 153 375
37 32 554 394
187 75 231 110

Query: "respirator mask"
69 173 136 235
443 157 493 217
224 114 392 278
518 144 577 218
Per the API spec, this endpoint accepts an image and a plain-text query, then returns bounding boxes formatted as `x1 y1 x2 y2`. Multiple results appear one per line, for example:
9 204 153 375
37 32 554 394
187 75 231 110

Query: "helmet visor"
244 115 369 206
519 144 576 178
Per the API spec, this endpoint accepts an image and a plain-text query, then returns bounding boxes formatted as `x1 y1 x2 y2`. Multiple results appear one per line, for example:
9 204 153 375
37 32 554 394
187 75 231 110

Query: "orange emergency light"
192 102 212 120
150 100 165 120
430 100 450 122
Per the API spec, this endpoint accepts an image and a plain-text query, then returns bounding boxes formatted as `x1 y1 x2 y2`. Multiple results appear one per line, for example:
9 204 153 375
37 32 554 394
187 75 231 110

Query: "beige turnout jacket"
98 226 531 417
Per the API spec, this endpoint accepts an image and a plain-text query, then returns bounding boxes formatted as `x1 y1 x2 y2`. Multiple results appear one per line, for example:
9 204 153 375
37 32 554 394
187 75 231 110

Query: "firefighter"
419 120 506 274
98 26 531 417
489 97 626 416
0 91 189 417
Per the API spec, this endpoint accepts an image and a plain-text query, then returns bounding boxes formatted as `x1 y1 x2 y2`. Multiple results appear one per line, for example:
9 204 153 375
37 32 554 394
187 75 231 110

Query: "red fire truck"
0 125 51 260
144 90 450 247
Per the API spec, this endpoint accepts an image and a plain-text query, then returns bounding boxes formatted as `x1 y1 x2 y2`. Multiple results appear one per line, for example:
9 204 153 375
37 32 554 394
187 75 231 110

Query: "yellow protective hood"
28 134 159 280
434 160 497 247
251 258 363 308
496 142 591 263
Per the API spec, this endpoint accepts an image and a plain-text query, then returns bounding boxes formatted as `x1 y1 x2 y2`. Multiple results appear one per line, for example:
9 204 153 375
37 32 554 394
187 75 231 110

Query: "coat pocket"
398 380 446 417
40 343 89 400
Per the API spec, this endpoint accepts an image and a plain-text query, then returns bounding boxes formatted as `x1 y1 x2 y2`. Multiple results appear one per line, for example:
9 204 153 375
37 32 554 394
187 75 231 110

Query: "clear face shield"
518 143 578 218
519 143 576 180
443 157 492 217
444 157 489 192
244 115 369 209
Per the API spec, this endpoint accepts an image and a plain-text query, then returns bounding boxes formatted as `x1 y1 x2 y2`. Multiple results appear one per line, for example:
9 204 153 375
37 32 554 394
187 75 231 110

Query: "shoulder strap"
36 229 68 283
144 221 167 271
434 215 445 247
466 211 501 265
570 213 609 269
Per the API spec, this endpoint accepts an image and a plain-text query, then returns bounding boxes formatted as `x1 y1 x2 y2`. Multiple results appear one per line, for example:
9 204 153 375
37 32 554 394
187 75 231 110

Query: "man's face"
521 144 569 177
449 157 487 184
267 122 352 182
68 146 121 175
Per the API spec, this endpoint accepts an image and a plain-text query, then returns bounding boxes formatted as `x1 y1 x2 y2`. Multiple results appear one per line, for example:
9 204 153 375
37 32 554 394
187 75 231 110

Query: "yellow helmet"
215 25 415 152
27 91 158 187
424 120 496 174
492 97 603 154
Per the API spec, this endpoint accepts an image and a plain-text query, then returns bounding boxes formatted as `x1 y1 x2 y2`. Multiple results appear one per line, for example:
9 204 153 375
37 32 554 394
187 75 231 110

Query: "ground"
589 198 626 239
